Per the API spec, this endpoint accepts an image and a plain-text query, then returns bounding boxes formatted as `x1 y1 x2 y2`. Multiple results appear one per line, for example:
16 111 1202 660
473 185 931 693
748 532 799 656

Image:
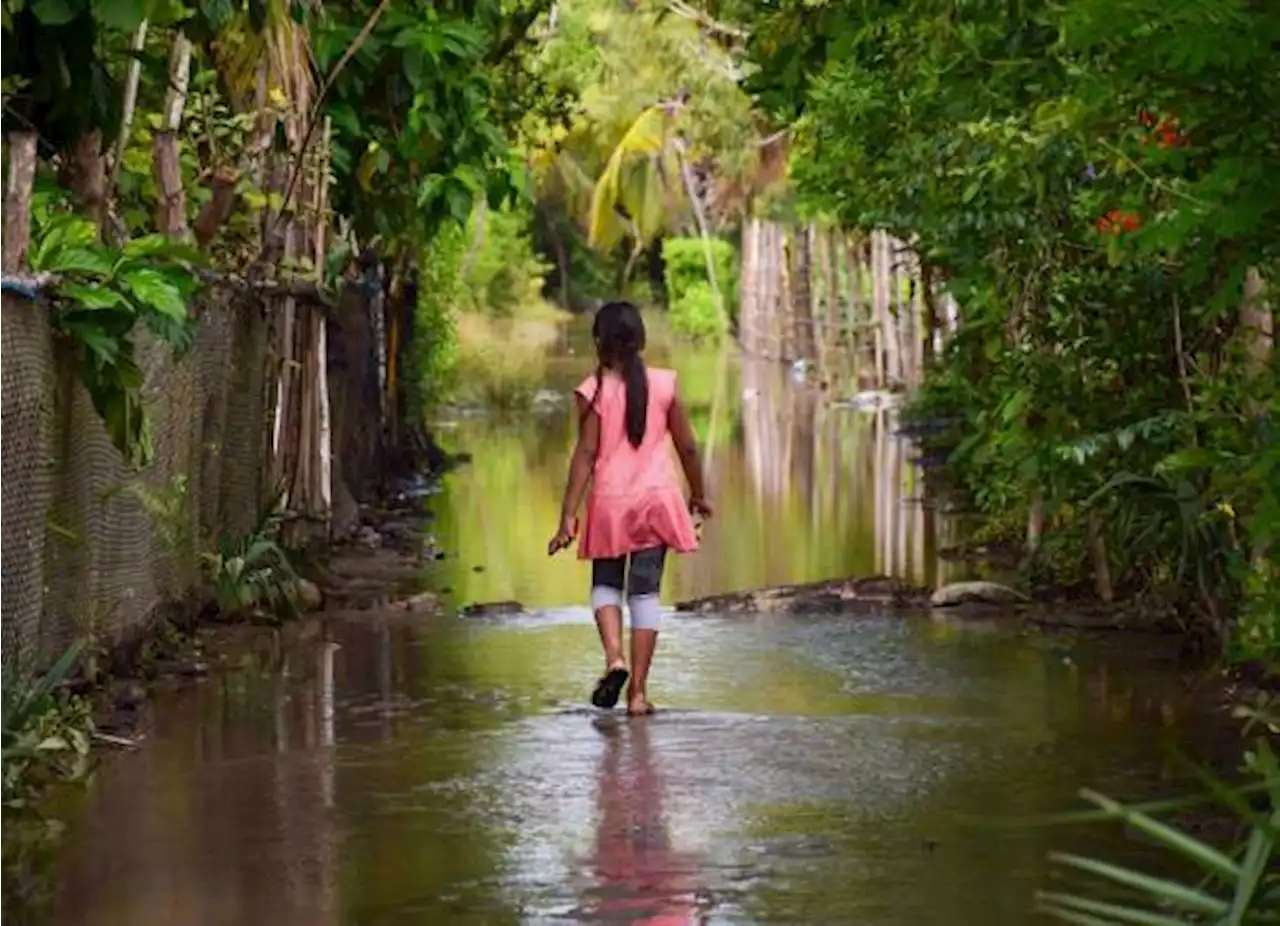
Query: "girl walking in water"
548 302 712 716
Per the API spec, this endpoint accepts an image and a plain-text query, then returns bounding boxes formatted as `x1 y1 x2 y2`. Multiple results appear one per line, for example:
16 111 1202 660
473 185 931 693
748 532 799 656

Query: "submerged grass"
449 306 568 411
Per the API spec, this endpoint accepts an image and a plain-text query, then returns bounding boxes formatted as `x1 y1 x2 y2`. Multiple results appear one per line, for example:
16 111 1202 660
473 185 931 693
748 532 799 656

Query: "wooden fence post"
3 132 38 273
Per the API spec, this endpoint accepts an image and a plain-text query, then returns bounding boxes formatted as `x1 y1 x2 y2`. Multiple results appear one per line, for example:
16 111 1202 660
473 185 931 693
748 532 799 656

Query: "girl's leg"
625 547 667 715
590 558 630 709
591 557 627 672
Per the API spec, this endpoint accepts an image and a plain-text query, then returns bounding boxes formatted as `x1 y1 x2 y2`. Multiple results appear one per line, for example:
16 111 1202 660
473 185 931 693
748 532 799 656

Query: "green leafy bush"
668 282 726 342
29 195 202 468
2 643 94 809
661 237 738 342
412 224 467 409
662 236 738 322
201 506 299 622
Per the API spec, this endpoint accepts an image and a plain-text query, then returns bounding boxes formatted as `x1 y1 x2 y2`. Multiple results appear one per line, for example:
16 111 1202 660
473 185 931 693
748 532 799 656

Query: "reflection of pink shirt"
575 367 699 561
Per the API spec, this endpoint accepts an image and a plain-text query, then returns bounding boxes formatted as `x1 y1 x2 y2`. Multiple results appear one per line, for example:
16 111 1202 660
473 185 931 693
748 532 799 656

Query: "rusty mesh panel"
0 289 273 668
1 294 56 672
41 293 268 655
39 342 154 656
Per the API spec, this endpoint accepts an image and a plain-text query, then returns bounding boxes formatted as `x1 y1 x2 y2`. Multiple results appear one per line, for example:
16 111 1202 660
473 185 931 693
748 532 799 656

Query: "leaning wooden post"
153 33 192 238
3 132 39 273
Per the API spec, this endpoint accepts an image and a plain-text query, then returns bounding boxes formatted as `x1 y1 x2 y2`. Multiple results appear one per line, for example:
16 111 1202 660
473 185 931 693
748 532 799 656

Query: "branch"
667 0 749 40
267 0 392 239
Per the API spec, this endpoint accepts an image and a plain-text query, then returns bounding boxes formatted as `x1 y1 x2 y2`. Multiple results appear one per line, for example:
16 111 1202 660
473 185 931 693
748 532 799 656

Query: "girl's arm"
667 395 710 513
553 395 601 545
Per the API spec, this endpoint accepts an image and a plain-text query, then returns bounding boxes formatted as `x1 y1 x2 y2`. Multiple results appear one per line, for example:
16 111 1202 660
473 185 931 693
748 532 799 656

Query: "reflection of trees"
434 324 958 607
727 359 954 596
50 628 341 926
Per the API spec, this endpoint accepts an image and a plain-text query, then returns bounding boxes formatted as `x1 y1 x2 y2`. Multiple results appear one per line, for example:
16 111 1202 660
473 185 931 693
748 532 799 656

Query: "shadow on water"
38 315 1234 925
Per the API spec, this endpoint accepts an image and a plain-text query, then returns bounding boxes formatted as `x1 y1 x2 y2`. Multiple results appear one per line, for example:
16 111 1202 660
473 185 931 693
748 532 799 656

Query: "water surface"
49 609 1216 926
43 317 1226 925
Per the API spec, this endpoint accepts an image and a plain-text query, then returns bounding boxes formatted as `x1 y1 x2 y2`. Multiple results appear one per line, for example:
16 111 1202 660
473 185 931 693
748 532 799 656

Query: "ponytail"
621 353 647 448
588 300 648 448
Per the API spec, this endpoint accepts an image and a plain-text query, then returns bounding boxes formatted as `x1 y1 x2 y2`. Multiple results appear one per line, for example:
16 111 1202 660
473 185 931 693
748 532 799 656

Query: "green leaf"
30 215 99 270
1047 853 1229 915
119 233 206 266
1155 448 1229 475
196 0 234 30
1037 891 1192 926
48 247 115 278
32 0 80 26
58 282 128 310
1077 789 1241 883
60 318 124 364
91 0 144 30
1225 824 1274 925
121 268 187 320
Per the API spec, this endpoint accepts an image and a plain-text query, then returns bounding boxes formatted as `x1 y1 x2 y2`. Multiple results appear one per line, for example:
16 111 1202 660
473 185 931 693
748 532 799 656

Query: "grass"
449 306 570 411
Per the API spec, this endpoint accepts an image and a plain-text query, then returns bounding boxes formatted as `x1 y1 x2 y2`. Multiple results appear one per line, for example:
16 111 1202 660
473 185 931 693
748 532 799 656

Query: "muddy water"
44 319 1226 925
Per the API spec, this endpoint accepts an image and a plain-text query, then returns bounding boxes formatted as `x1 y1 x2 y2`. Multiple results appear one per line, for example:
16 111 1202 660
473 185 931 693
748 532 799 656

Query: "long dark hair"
588 301 648 448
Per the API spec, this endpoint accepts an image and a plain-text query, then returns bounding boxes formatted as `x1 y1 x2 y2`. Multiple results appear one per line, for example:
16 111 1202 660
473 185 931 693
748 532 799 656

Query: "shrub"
662 236 738 329
669 282 726 343
2 643 94 810
460 204 551 316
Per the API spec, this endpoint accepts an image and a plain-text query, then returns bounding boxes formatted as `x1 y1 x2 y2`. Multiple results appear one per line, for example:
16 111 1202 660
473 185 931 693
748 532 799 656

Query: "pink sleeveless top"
575 367 699 560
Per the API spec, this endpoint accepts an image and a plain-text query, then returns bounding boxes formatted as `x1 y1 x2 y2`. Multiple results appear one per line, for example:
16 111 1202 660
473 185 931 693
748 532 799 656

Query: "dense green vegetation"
1 0 561 820
713 0 1278 663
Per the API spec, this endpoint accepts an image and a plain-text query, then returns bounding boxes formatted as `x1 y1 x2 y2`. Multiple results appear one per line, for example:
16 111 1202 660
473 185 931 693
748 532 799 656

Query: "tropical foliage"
725 0 1279 658
2 643 94 810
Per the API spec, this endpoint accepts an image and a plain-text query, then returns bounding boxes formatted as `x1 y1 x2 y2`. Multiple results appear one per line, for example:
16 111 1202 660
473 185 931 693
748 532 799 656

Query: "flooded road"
43 317 1226 925
49 610 1216 926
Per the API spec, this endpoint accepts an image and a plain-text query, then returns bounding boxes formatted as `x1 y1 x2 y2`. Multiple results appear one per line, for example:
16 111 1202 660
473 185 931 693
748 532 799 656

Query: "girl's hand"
689 496 713 520
547 516 577 556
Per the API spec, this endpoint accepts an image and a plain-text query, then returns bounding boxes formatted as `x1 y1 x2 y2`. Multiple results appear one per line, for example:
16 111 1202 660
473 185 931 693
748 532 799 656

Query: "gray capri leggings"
590 546 666 630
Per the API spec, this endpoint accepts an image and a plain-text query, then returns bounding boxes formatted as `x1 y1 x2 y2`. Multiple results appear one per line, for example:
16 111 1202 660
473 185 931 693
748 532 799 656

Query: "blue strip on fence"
0 275 53 300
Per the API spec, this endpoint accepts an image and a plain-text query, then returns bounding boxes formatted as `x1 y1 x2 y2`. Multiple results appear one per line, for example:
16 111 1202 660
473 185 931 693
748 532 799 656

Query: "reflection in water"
43 611 1223 926
584 718 701 924
49 625 342 926
434 323 959 610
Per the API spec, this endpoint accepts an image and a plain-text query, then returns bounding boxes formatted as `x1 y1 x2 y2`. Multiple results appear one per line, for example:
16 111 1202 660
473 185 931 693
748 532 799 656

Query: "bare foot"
626 695 655 716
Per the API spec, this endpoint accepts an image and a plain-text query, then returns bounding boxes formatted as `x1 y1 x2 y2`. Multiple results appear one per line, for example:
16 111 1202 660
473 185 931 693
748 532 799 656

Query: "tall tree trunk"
920 263 939 368
108 19 150 200
675 144 729 335
68 131 108 233
872 233 889 387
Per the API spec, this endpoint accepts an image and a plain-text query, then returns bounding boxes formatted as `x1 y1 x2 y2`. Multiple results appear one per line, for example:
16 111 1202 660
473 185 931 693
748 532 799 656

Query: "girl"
548 302 712 716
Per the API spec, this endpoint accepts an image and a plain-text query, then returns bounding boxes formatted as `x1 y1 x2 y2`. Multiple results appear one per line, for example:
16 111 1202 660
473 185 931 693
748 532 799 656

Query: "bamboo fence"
739 219 959 392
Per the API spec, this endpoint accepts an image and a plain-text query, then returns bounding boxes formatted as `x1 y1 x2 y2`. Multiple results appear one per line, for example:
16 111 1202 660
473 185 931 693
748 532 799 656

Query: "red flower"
1096 209 1142 236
